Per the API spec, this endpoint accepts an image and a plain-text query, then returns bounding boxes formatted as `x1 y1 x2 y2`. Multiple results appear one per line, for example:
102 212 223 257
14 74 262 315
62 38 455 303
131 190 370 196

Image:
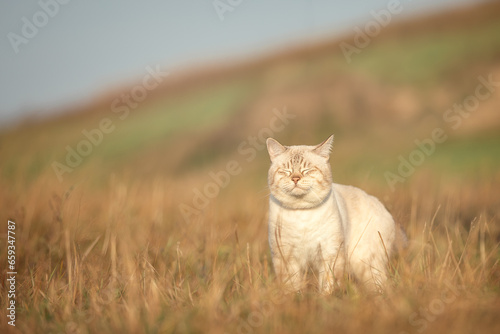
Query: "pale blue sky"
0 0 474 127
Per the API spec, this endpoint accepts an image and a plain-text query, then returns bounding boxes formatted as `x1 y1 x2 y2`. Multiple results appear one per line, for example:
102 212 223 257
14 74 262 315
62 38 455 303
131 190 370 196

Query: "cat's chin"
290 187 308 196
271 187 332 209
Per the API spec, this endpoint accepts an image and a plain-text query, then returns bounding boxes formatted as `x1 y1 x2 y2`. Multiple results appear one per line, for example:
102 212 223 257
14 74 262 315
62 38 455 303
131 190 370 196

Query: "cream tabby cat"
267 135 404 294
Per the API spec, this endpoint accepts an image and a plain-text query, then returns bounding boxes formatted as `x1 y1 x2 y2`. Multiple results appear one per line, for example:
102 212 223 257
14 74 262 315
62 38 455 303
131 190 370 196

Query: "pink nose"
292 176 301 184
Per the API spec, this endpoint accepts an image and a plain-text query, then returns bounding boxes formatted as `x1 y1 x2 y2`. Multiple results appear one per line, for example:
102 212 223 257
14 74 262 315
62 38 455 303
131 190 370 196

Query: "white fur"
267 135 399 294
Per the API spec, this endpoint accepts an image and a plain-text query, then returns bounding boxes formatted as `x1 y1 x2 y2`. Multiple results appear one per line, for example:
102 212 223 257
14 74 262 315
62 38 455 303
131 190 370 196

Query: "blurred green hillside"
2 2 500 197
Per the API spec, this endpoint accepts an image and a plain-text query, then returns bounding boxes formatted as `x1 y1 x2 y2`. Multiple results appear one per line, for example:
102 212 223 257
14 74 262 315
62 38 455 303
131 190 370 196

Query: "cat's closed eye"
278 169 292 176
301 168 316 175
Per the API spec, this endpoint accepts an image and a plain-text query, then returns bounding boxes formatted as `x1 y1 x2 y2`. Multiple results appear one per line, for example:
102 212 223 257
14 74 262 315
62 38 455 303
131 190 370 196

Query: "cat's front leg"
318 251 345 295
272 255 305 293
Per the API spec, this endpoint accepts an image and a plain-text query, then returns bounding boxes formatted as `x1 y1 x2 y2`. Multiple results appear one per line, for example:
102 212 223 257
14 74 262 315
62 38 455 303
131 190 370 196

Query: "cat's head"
266 135 334 209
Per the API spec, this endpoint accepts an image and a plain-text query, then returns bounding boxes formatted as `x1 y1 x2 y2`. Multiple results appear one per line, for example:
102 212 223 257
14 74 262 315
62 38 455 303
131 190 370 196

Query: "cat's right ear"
266 138 287 162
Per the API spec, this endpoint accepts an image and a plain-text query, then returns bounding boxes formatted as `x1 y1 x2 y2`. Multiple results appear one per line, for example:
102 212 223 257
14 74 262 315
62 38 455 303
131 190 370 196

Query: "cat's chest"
268 198 344 245
275 209 330 232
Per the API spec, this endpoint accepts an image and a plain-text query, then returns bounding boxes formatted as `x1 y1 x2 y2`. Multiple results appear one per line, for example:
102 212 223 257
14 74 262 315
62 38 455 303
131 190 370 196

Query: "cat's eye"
302 168 315 175
279 169 292 176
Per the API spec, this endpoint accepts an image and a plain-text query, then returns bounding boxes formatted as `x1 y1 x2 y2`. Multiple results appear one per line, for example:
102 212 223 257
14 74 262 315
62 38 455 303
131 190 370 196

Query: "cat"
266 135 406 294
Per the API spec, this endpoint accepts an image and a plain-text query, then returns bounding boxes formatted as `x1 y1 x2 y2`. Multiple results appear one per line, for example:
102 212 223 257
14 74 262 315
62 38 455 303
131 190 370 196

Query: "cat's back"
332 182 394 225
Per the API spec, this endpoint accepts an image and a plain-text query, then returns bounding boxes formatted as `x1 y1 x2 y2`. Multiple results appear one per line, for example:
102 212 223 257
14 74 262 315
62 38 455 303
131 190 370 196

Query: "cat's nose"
292 176 301 184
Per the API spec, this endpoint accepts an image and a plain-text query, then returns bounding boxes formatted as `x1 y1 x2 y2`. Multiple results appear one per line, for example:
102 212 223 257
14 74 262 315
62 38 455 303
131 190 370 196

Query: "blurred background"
1 1 500 332
2 0 500 203
2 0 499 190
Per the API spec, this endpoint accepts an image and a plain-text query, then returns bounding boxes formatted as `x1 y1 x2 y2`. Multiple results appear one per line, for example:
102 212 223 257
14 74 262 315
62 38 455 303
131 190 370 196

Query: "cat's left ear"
313 134 334 160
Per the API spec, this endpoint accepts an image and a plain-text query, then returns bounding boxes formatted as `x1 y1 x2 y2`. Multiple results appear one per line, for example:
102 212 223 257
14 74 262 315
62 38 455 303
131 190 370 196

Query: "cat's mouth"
290 184 308 195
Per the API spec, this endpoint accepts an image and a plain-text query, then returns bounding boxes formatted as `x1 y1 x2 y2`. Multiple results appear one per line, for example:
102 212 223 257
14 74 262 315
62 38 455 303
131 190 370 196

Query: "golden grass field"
1 2 500 333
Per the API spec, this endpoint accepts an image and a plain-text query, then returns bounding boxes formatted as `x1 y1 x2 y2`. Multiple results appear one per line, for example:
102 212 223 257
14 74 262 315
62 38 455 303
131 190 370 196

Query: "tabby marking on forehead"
292 154 302 165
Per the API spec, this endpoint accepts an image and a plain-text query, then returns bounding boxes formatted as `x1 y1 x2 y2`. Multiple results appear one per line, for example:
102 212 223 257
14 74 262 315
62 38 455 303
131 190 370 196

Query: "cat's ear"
313 134 334 160
266 138 287 162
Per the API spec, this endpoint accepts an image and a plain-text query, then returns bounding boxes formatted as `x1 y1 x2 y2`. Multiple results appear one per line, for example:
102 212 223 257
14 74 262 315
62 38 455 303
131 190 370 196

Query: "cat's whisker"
309 189 323 202
258 190 272 201
256 186 271 196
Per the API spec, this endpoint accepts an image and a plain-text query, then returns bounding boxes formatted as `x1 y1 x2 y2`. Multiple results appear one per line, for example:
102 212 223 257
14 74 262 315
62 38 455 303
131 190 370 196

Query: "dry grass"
0 167 499 333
